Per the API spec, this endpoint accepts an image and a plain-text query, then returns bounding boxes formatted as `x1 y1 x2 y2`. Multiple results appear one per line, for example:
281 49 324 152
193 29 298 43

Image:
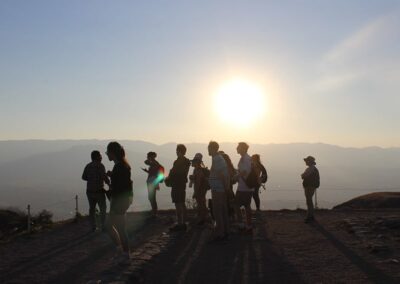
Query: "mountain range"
1 140 399 219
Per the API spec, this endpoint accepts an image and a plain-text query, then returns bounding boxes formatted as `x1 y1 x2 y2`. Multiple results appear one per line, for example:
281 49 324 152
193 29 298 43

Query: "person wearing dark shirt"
106 142 133 262
189 153 209 225
82 150 110 232
166 144 191 231
251 154 267 211
142 151 163 216
301 156 320 223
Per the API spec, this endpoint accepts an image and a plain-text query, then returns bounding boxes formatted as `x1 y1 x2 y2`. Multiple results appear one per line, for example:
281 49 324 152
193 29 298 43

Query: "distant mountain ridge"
0 140 399 219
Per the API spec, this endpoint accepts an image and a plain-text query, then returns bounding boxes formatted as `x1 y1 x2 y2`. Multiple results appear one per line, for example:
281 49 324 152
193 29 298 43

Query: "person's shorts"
110 196 131 215
235 191 253 207
171 187 186 204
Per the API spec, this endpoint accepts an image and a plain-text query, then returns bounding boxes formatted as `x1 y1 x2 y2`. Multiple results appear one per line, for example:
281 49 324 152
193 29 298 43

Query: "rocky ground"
1 209 400 284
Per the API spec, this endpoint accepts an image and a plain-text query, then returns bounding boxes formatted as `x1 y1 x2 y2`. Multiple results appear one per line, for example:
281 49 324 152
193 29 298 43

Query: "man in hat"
301 156 320 223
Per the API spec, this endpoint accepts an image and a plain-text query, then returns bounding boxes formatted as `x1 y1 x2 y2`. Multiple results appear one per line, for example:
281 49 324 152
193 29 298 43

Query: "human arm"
301 167 313 179
82 165 88 181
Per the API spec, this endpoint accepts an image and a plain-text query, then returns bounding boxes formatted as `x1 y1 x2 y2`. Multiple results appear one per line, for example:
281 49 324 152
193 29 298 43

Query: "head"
208 141 219 157
91 150 102 162
251 154 260 163
191 153 203 168
236 142 249 156
147 151 157 161
176 144 187 157
304 156 316 166
106 141 127 164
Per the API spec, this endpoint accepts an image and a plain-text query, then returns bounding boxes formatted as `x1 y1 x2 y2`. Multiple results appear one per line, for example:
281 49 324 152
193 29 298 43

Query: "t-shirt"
82 162 107 193
209 154 229 192
110 162 133 198
237 153 254 192
169 156 191 190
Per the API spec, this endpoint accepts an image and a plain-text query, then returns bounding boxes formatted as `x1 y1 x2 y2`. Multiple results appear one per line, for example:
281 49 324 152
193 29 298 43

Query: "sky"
0 0 399 147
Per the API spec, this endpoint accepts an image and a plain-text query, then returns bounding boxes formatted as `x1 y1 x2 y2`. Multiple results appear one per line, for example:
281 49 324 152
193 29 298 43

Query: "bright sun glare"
214 79 266 127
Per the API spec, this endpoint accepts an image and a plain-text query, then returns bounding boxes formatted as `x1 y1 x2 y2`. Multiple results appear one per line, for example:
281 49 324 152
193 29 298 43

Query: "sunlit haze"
214 78 266 127
1 1 400 147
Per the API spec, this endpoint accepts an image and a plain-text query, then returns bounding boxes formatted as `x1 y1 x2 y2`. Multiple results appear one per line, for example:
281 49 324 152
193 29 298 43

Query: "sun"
214 78 266 127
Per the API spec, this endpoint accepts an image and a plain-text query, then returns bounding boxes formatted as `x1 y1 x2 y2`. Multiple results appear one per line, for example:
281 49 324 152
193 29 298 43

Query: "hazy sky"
1 1 399 147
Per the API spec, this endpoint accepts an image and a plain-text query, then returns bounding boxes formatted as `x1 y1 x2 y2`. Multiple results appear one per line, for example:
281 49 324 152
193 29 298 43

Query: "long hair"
107 141 130 168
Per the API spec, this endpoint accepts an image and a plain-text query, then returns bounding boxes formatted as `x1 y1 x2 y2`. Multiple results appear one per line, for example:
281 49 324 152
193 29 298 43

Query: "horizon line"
0 139 399 150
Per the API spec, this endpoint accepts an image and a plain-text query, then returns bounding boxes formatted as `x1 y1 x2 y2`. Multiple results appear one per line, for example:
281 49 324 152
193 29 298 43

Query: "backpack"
245 165 259 189
260 164 268 184
303 167 320 188
220 153 237 185
311 168 320 188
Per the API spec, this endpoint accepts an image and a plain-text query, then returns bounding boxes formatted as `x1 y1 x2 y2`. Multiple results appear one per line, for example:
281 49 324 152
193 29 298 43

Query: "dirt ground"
1 209 400 284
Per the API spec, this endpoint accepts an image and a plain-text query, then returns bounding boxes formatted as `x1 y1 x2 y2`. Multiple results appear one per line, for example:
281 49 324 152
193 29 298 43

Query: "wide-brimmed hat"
304 156 316 164
191 153 203 163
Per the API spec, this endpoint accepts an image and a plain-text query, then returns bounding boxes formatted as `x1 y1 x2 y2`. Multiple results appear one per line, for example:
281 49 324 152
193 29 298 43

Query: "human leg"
87 192 97 230
211 191 224 238
304 186 316 220
98 193 107 229
147 183 158 214
252 186 261 210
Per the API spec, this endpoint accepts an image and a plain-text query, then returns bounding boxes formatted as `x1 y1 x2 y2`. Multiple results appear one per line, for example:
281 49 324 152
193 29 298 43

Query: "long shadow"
311 221 397 284
2 213 150 283
46 213 151 284
1 230 95 282
1 220 92 274
181 214 304 284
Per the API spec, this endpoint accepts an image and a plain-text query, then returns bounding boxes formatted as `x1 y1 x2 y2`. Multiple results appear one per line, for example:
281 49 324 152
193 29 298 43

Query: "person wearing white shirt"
235 142 254 232
208 141 230 242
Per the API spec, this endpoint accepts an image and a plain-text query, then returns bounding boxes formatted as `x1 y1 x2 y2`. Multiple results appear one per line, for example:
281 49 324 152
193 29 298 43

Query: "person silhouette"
235 142 254 233
301 156 320 223
142 152 163 217
82 150 110 232
251 154 267 211
208 141 230 242
166 144 191 232
189 153 209 225
105 142 133 262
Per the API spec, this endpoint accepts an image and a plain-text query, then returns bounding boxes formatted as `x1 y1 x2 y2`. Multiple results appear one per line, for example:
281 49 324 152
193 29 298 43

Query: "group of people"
81 141 320 259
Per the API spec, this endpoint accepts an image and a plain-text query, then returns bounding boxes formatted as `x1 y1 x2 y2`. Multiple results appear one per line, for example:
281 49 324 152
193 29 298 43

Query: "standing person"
142 152 163 217
235 142 254 233
219 151 237 220
301 156 320 223
251 154 268 211
166 144 191 231
208 141 230 242
189 153 209 225
82 150 110 232
106 142 133 260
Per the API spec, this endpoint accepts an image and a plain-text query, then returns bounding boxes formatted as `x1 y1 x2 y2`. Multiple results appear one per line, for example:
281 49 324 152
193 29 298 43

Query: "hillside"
1 209 400 283
334 192 400 210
